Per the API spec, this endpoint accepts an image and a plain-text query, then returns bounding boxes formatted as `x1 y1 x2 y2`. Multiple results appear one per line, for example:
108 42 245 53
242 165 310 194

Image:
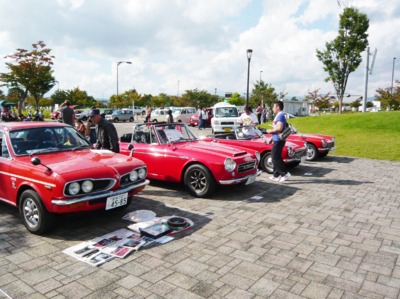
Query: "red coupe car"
284 125 336 161
0 122 149 234
202 126 307 174
189 108 213 127
119 123 261 197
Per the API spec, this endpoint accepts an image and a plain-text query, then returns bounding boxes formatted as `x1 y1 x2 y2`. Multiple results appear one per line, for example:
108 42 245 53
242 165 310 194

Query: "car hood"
173 140 249 157
293 133 333 140
19 149 141 174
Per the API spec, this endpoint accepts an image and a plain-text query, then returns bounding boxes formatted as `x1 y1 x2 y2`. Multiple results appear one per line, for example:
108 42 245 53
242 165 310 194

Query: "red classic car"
285 125 336 161
119 123 261 197
189 108 213 127
0 122 149 234
202 126 307 174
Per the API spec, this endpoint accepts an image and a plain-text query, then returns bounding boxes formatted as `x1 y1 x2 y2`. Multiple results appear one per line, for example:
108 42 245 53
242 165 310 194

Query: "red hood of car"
18 149 141 174
174 140 249 157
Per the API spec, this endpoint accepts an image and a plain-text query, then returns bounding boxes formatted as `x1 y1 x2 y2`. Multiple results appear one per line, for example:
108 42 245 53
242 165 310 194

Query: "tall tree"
251 81 280 112
316 7 369 113
375 80 400 111
0 41 56 113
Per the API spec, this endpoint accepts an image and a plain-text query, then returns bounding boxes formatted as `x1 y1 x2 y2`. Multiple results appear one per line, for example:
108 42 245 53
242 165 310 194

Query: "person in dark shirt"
88 108 119 153
60 100 75 126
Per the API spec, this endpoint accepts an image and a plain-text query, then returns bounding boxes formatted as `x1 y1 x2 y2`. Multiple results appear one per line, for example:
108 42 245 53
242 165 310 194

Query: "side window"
1 132 9 158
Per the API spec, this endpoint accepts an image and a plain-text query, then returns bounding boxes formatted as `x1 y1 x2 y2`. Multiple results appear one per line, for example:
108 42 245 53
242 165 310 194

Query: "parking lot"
1 120 400 298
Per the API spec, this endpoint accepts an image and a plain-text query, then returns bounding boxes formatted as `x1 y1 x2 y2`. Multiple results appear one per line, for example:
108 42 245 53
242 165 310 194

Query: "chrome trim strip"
219 170 262 185
52 179 150 206
0 171 56 187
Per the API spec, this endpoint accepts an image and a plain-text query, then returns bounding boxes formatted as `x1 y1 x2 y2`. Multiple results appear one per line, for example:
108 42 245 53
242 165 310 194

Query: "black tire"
260 152 273 173
129 117 134 122
183 164 216 197
114 118 119 123
152 119 158 123
19 190 54 234
306 143 319 161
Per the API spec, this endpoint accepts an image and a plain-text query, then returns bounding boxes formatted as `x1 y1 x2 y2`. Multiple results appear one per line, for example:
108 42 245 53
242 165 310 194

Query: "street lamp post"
117 61 132 98
260 70 263 82
177 80 180 97
391 57 396 95
246 49 253 107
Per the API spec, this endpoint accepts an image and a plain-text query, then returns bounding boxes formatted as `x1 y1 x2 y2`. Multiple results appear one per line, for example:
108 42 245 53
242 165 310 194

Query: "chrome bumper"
219 170 262 185
319 146 336 152
52 179 150 206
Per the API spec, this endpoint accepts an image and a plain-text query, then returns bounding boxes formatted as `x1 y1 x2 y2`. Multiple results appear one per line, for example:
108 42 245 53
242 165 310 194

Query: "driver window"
1 134 9 158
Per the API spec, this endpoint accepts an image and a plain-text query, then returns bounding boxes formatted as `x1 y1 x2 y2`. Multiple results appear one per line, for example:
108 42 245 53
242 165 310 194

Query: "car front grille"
221 122 235 125
238 161 256 173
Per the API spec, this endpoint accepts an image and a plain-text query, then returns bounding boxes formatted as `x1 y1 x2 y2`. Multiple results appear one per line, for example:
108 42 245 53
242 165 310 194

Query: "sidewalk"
0 156 399 298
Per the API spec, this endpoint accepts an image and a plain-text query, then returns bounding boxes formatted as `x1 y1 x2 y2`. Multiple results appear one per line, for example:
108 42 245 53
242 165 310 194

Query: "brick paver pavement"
1 128 399 298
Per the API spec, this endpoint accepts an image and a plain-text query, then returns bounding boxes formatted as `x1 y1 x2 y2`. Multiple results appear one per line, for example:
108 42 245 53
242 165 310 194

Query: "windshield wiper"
28 148 60 155
71 145 91 151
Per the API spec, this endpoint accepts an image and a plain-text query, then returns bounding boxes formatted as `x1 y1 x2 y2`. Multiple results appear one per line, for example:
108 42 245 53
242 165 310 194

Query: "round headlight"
81 180 93 193
68 182 80 195
224 158 237 172
138 168 147 179
130 170 138 181
255 151 261 163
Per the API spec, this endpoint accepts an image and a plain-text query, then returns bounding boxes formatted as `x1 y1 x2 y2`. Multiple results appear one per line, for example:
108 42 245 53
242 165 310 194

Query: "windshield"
132 123 197 145
234 126 264 140
215 107 238 118
10 126 91 156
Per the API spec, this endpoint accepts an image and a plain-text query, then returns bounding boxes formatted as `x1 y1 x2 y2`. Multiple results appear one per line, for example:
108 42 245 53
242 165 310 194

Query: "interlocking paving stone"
1 153 400 298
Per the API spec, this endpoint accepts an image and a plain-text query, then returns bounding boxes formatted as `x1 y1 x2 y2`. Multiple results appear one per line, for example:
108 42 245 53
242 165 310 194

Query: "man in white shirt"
237 106 259 136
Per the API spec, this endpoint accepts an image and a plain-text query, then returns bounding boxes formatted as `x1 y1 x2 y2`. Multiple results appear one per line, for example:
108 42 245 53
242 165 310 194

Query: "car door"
0 130 13 204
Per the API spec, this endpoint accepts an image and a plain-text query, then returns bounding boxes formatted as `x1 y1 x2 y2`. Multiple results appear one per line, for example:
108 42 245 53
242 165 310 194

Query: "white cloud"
0 0 399 100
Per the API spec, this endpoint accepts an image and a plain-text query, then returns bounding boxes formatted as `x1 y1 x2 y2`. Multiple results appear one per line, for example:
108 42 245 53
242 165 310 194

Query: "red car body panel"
119 123 260 189
0 122 149 215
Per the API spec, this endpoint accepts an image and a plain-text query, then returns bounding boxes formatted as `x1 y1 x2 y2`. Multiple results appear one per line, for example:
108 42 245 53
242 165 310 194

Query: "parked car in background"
0 122 149 234
284 124 336 161
172 107 196 123
50 111 60 120
75 109 90 121
119 122 261 197
202 126 307 173
149 108 169 123
132 106 146 116
105 109 134 122
190 108 213 127
211 102 240 134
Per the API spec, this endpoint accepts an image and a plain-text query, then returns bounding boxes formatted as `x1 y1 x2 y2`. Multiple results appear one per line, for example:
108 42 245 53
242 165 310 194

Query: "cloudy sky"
0 0 399 100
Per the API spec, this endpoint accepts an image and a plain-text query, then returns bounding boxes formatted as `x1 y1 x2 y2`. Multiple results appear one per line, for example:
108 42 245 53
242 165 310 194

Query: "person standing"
88 108 120 153
60 100 75 126
266 101 291 182
197 107 203 130
201 108 209 129
145 106 152 123
256 104 262 125
237 106 259 136
166 109 173 123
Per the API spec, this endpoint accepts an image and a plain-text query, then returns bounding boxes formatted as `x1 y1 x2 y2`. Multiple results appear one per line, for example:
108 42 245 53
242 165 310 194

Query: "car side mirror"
128 144 134 157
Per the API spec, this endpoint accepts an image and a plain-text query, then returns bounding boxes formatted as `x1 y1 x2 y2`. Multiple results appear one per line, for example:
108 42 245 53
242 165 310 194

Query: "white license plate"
105 193 128 210
245 174 257 185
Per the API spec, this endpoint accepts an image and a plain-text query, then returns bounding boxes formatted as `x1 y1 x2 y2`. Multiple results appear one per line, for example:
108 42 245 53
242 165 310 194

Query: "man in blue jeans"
266 101 291 182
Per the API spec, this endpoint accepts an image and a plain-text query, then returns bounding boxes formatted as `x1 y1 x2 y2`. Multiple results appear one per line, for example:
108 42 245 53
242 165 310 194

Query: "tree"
181 89 217 108
228 93 244 106
65 87 96 107
251 81 280 112
50 89 68 107
316 7 369 113
305 89 333 112
0 41 56 113
375 80 400 111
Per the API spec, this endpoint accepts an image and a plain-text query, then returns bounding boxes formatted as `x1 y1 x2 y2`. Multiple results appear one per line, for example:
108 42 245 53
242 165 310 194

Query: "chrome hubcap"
23 198 39 228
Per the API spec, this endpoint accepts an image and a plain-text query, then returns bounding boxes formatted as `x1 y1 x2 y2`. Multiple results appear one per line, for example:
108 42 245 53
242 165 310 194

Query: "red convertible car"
119 123 261 197
284 125 336 161
202 126 307 174
0 122 149 234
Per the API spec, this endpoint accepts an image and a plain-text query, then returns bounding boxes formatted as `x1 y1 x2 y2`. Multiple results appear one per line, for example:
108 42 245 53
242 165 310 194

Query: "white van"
211 102 240 134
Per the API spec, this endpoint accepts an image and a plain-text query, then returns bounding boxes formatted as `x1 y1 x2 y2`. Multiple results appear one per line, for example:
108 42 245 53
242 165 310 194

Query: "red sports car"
119 123 261 197
0 122 149 234
202 126 307 174
273 124 336 161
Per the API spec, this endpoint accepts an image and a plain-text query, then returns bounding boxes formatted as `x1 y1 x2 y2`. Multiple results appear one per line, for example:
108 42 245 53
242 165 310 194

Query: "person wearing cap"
59 100 75 126
88 108 120 153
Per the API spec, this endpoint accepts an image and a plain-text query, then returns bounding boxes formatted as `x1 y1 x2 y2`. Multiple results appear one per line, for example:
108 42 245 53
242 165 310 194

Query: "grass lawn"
259 111 400 162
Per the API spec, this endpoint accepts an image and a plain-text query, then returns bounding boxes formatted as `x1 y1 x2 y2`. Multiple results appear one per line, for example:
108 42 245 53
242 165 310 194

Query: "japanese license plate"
245 174 257 185
224 128 231 132
105 193 128 210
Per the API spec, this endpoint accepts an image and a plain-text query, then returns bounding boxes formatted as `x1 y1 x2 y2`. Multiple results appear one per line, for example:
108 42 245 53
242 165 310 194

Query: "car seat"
157 130 168 144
